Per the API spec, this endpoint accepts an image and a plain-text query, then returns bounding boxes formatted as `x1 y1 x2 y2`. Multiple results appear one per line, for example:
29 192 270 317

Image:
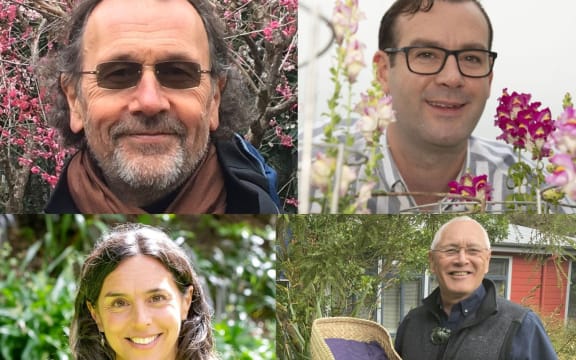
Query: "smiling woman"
70 223 217 360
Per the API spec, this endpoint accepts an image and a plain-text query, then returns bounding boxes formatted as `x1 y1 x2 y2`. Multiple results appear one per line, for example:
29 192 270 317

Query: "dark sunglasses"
78 61 212 89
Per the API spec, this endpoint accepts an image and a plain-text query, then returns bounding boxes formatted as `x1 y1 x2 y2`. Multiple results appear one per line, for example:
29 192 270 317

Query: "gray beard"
99 133 209 194
80 96 214 200
111 143 186 190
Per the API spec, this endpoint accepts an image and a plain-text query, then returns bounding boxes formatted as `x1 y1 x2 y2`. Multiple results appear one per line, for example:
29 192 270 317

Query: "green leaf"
19 241 42 272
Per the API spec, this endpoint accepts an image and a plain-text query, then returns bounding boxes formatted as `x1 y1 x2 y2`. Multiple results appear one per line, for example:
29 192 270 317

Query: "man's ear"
428 251 436 275
86 301 104 332
60 74 84 134
484 250 492 275
181 286 194 321
208 77 225 132
373 50 391 94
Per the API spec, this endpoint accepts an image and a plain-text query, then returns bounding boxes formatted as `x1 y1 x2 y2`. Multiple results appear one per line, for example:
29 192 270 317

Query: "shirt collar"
441 282 486 317
380 129 472 210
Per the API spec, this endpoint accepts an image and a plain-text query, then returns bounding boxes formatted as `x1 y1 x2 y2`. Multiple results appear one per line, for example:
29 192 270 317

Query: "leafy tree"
276 215 564 360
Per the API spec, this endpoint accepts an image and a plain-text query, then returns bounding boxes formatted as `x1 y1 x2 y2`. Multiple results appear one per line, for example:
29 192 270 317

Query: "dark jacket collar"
45 136 279 214
424 279 498 327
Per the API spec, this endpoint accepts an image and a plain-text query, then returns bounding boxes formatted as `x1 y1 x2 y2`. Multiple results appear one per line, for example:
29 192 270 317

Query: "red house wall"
504 253 569 318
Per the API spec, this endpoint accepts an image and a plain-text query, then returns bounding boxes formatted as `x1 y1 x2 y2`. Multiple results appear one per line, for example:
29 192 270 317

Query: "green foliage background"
0 214 276 360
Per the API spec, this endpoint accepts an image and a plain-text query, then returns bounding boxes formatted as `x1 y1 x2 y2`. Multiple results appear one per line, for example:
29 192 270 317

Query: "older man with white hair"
394 216 557 359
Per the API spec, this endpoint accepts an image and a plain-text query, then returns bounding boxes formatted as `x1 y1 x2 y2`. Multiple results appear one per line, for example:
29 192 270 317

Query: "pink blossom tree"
215 0 298 211
0 1 72 213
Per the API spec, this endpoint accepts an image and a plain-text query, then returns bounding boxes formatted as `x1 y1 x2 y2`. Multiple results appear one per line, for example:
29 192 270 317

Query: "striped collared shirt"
302 121 574 213
365 132 574 214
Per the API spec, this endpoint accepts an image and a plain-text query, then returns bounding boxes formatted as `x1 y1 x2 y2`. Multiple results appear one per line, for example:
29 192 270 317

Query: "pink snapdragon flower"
495 88 554 160
448 173 492 201
332 0 364 45
546 95 576 199
311 152 357 196
353 181 375 214
355 93 395 142
546 153 576 199
343 39 365 83
549 104 576 156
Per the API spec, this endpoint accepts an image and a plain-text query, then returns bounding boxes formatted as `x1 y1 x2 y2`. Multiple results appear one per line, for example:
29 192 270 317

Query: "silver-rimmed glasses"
431 246 489 257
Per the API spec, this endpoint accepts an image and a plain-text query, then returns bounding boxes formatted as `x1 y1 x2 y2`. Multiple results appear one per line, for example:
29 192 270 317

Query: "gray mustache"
110 114 187 139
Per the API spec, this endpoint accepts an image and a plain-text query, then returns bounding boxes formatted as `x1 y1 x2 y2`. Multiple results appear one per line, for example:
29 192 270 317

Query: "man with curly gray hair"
42 0 279 214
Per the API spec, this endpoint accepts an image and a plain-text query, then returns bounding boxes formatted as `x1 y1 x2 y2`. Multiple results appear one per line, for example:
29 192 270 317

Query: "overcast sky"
299 1 576 140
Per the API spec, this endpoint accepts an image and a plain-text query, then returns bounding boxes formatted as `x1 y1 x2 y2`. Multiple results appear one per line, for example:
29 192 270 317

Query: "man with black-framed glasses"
366 0 535 213
395 216 556 359
41 0 279 214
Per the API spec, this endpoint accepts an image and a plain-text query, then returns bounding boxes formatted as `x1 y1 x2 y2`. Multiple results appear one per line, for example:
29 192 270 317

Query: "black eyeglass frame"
383 46 498 78
77 61 213 89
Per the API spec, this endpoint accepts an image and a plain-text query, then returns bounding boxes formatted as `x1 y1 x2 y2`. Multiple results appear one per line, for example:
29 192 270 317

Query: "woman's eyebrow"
103 288 166 298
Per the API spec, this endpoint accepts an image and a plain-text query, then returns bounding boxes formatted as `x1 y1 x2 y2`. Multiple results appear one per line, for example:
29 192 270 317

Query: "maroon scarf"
67 144 227 213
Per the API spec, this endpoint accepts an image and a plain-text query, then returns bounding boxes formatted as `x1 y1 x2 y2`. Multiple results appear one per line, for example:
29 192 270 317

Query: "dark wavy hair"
69 223 217 360
378 0 494 66
41 0 252 148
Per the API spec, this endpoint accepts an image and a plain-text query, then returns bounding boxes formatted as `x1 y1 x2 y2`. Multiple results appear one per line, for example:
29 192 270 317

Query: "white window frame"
487 255 512 300
565 260 574 323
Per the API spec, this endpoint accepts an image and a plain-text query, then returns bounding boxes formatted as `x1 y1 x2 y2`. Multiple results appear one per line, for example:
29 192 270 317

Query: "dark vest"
396 279 529 360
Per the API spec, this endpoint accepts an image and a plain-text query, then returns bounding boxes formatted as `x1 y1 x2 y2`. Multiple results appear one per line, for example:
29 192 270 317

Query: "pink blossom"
549 104 576 156
282 24 297 38
311 153 333 190
343 38 365 83
448 173 492 201
17 157 33 167
276 83 293 99
285 197 299 207
262 20 279 41
332 0 364 45
525 107 553 159
275 126 283 137
546 153 576 199
495 88 555 160
354 181 375 213
41 173 59 188
355 93 395 141
279 0 297 10
280 134 293 148
545 94 576 200
6 4 17 22
311 152 357 196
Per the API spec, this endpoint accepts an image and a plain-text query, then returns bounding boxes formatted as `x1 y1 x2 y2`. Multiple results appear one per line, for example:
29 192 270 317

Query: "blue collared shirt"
439 284 558 360
439 283 486 331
